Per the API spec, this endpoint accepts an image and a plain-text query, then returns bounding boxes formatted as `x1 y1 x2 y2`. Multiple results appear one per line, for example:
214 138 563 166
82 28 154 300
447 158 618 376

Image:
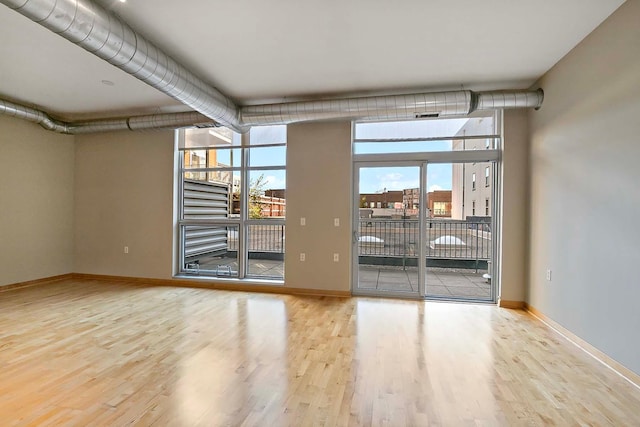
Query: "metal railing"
226 224 285 253
186 220 490 261
358 218 491 260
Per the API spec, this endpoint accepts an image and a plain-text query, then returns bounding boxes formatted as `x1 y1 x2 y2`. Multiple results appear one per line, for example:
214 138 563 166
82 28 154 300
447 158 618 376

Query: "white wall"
285 121 352 292
0 116 75 286
528 0 640 374
74 130 175 279
500 110 529 303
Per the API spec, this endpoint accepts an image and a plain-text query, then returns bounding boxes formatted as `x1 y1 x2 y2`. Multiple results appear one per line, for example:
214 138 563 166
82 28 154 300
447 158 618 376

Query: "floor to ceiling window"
352 113 500 302
177 125 286 280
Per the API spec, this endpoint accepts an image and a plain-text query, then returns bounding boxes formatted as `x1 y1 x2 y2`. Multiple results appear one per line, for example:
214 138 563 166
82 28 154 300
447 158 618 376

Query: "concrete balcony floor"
357 265 492 300
196 256 491 301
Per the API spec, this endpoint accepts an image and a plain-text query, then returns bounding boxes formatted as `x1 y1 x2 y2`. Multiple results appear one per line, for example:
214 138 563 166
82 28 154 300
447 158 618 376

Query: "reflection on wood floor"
1 279 639 426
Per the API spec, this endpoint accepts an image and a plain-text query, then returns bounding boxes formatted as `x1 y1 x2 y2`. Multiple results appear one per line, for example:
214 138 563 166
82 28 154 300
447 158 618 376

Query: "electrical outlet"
300 217 306 226
124 246 129 254
333 253 339 262
334 218 340 227
300 253 306 262
546 269 552 281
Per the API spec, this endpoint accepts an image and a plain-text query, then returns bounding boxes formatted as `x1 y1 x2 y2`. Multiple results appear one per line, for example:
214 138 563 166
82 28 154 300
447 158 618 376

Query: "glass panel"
248 146 286 167
247 224 285 279
248 170 286 218
451 137 498 151
183 148 241 169
425 162 494 301
182 224 239 277
354 116 496 154
357 166 420 294
355 116 494 139
249 125 287 146
182 172 240 219
354 140 453 154
181 127 241 149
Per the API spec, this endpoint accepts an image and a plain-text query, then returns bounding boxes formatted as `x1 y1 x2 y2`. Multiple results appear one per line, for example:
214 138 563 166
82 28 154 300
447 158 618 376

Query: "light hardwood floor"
1 279 639 426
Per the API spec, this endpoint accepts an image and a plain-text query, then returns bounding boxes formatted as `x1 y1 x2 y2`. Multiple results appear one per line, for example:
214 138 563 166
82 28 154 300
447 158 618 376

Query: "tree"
248 173 267 219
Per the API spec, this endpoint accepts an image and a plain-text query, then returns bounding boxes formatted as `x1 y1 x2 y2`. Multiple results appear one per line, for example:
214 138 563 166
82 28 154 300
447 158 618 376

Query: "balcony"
357 218 492 300
184 219 493 300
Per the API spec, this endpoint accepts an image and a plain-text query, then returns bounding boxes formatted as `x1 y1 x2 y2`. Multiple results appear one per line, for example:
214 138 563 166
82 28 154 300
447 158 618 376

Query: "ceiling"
0 0 625 121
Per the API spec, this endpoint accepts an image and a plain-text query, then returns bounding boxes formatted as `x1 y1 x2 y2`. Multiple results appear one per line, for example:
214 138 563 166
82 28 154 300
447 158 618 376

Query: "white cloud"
264 175 286 189
374 172 419 192
429 184 443 192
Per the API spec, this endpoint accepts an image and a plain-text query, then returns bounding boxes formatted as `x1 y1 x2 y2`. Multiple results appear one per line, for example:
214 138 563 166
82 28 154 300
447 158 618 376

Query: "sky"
359 163 452 194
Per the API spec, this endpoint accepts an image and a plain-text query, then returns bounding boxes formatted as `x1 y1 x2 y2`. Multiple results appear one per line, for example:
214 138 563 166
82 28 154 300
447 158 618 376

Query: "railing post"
280 224 284 254
475 222 479 273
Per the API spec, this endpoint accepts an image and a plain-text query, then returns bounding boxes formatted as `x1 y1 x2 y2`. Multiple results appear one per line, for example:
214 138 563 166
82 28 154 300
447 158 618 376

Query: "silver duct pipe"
241 91 473 126
69 111 216 134
0 98 69 132
0 0 244 133
240 89 543 126
1 89 543 133
476 89 544 111
0 98 217 134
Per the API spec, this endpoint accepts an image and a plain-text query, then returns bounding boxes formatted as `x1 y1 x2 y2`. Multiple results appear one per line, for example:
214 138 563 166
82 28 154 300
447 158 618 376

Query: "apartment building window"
178 125 286 280
485 166 490 187
472 173 476 191
485 199 490 216
472 200 476 215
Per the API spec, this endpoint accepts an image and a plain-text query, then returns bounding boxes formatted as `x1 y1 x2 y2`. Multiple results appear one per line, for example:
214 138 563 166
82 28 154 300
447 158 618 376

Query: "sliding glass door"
424 162 496 301
352 114 500 302
354 164 423 297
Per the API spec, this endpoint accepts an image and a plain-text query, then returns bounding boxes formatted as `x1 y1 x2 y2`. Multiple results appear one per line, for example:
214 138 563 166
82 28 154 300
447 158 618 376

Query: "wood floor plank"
1 279 639 426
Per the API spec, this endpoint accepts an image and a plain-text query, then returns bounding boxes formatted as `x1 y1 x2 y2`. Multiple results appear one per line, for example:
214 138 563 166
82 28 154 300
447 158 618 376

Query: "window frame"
177 127 286 281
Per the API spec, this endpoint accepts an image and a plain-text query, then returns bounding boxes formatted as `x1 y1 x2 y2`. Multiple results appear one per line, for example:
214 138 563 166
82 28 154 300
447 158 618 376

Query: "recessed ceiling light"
101 80 115 86
119 0 126 3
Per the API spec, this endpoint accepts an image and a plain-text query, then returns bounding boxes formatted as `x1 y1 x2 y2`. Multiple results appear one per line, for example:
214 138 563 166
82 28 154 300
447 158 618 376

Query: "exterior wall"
451 116 494 220
74 130 175 279
460 162 493 218
0 116 75 286
285 121 352 292
528 0 640 375
426 190 452 217
360 191 403 209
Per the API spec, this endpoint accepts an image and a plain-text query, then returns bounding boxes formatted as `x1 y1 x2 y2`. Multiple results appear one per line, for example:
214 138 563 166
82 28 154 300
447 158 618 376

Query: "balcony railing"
227 219 491 259
358 218 491 260
227 224 285 253
188 219 491 270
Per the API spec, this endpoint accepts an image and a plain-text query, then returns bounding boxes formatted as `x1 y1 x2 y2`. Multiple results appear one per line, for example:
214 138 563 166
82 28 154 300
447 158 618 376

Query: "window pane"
182 172 240 219
213 148 241 168
248 145 286 167
248 170 286 218
452 138 498 151
354 141 452 154
247 224 284 279
181 127 241 149
355 116 494 139
183 224 239 277
354 116 496 154
183 148 241 169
